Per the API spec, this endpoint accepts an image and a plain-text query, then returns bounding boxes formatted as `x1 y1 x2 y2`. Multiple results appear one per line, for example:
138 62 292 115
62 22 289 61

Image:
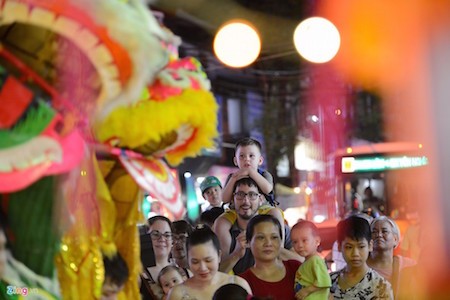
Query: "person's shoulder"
228 274 252 294
233 274 249 285
284 259 302 270
224 173 233 184
330 269 343 280
237 267 253 278
259 169 273 179
367 269 393 298
258 168 271 175
309 254 323 261
369 268 392 285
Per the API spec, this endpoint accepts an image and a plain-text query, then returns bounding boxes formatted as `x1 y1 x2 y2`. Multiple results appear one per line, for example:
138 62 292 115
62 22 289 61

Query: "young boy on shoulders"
213 138 286 259
221 138 274 206
330 216 393 300
291 220 331 300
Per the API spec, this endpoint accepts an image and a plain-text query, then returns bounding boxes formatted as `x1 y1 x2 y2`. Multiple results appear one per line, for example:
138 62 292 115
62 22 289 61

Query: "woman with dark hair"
239 215 301 300
141 215 174 299
167 224 251 299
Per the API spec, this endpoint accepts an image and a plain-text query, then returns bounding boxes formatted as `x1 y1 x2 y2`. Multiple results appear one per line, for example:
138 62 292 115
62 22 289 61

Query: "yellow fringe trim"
94 89 218 165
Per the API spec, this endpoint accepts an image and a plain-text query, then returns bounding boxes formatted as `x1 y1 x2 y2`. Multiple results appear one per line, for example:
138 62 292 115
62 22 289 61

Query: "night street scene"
1 1 449 299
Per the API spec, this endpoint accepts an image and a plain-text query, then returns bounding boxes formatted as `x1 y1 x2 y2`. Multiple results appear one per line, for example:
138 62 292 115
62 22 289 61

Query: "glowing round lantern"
293 17 340 63
214 21 261 68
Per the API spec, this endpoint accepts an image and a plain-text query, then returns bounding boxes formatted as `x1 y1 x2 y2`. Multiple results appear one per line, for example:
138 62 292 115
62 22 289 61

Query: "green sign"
341 156 428 173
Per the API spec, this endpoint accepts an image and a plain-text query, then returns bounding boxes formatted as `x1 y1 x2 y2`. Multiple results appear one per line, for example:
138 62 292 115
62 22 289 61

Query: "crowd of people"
0 137 421 299
133 137 421 299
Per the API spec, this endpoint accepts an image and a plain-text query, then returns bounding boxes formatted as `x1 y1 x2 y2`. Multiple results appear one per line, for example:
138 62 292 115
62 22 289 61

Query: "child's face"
159 269 185 295
291 227 319 259
234 145 263 170
340 237 373 269
203 186 222 207
101 278 124 300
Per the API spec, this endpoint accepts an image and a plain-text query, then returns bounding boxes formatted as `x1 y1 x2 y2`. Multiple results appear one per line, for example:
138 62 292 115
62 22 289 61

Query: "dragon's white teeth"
90 44 114 65
45 150 62 163
1 3 124 111
0 137 63 172
29 153 47 166
13 159 29 170
2 2 28 23
54 16 82 36
30 7 56 25
91 45 121 99
55 17 122 100
101 79 121 100
74 28 100 51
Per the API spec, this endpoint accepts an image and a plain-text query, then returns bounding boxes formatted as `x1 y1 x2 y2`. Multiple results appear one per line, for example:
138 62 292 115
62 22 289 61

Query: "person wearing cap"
200 176 224 210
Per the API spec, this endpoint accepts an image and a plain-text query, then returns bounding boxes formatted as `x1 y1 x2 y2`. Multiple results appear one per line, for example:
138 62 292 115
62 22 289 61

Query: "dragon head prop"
1 0 219 299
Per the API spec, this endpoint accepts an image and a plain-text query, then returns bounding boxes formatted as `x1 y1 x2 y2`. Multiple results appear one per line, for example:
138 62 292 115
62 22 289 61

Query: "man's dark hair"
235 137 262 151
233 177 262 194
337 215 371 245
103 252 129 287
172 220 193 236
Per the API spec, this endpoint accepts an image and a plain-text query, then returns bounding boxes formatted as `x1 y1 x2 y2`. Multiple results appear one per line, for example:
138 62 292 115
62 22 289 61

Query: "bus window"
335 142 428 219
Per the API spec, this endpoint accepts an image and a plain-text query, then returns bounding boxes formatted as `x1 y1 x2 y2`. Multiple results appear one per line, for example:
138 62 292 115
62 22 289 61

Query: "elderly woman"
367 216 416 298
167 224 251 299
141 215 174 300
239 215 301 300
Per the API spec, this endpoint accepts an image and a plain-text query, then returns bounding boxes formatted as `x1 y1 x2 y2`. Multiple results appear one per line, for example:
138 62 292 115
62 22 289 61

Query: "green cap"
200 176 222 194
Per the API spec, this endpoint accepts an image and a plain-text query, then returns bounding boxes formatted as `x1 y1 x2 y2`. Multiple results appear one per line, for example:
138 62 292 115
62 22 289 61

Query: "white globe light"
293 17 340 63
214 21 261 68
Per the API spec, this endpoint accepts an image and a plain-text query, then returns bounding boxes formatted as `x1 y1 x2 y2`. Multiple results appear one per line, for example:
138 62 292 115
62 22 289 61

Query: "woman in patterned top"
330 216 393 299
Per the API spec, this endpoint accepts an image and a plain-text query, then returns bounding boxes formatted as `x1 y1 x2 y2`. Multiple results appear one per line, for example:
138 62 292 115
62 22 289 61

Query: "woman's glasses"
150 230 172 240
233 191 260 200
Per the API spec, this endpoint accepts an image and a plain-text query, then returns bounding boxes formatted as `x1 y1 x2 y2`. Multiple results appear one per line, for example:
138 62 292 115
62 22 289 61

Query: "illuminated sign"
341 156 428 173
